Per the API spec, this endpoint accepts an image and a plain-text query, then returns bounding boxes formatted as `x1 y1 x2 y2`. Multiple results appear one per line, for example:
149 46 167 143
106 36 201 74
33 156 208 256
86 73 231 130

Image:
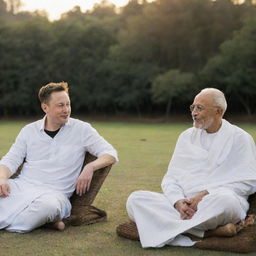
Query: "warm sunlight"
19 0 130 20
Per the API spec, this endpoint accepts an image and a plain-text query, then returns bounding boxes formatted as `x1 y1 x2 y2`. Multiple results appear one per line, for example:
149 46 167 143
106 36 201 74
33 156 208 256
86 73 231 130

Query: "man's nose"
192 109 198 115
63 105 69 112
192 111 198 119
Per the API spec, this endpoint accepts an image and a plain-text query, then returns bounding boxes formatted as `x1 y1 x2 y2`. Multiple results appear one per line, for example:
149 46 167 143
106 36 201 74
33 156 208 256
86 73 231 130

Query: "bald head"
198 88 227 117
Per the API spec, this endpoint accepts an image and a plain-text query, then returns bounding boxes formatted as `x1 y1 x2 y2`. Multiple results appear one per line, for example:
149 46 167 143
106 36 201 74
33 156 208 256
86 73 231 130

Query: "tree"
6 0 23 13
151 69 195 117
89 0 116 19
201 15 256 115
0 19 53 115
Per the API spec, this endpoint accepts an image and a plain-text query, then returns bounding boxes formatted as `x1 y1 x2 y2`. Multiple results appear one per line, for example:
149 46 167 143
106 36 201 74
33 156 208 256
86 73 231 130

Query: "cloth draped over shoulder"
162 119 256 207
126 119 256 248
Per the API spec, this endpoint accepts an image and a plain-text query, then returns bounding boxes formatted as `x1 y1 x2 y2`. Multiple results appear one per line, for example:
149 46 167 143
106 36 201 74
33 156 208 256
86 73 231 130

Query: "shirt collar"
39 115 71 132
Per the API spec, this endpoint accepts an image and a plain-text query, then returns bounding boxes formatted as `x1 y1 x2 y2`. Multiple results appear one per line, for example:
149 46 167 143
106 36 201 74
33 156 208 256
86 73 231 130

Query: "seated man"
126 88 256 248
0 82 118 232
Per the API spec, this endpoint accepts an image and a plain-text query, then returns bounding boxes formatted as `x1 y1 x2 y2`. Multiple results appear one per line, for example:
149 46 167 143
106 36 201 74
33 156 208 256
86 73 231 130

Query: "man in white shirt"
125 88 256 248
0 82 118 232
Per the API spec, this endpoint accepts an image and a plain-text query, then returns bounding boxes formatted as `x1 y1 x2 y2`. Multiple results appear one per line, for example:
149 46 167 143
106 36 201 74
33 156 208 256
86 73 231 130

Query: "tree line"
0 0 256 117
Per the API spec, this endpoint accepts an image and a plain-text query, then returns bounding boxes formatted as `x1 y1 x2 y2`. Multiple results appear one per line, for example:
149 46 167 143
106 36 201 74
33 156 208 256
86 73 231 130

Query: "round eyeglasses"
190 105 218 112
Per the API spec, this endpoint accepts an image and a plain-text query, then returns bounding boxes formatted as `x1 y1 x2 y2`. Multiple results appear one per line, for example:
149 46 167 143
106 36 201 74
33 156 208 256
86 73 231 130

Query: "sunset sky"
19 0 130 20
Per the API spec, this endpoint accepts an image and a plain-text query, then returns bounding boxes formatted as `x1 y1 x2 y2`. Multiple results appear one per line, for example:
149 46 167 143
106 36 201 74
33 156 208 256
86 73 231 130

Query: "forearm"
76 154 115 195
0 165 11 197
198 190 209 198
84 154 116 172
0 165 12 179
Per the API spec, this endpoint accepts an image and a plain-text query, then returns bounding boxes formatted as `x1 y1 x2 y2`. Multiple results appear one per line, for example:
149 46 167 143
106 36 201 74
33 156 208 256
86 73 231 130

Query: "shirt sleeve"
161 132 187 206
0 127 27 175
83 124 118 162
161 170 185 207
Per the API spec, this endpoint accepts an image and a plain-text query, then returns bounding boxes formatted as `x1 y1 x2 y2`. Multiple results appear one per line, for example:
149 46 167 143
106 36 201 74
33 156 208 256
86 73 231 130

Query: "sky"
19 0 130 20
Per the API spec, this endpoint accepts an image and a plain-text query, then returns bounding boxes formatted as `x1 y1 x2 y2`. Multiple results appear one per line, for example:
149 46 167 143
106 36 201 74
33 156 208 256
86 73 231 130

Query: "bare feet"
45 221 65 231
204 214 256 238
205 223 237 237
236 214 256 232
53 221 65 231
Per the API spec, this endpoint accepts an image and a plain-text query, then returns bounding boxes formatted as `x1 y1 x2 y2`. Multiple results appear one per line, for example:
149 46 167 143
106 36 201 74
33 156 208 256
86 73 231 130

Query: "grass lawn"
0 119 255 256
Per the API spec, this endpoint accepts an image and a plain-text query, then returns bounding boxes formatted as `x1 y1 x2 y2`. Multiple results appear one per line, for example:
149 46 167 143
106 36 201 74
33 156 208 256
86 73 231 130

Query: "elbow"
100 154 117 166
108 155 117 165
0 164 12 179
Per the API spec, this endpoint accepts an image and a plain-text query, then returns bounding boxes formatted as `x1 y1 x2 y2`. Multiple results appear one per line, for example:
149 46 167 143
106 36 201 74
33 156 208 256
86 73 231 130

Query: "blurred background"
0 0 256 119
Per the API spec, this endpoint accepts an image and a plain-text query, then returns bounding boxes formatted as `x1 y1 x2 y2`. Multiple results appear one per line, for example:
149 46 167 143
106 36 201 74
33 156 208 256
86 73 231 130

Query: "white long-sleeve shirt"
0 117 118 198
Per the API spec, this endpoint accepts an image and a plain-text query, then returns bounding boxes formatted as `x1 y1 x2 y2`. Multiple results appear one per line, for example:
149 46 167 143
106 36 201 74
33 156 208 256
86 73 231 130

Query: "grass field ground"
0 120 255 256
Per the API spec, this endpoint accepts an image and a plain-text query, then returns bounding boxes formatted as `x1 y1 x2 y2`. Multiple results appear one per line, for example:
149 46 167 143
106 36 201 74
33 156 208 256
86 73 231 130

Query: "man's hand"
186 190 209 211
174 199 196 220
0 178 10 197
75 163 94 196
75 154 116 196
0 165 12 197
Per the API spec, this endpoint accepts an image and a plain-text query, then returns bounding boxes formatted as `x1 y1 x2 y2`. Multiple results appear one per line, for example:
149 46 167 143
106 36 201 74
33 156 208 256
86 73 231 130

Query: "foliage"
201 14 256 115
0 0 256 116
152 69 195 116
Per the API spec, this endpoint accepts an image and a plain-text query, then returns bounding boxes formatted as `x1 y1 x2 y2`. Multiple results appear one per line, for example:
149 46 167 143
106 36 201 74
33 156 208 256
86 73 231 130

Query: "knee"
126 191 149 208
40 197 63 216
216 193 239 211
127 191 140 209
210 192 242 222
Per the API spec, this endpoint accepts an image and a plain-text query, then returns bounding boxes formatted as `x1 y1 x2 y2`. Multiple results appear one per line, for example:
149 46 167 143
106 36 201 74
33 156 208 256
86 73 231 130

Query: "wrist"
84 162 96 172
200 190 209 198
174 199 184 209
0 177 7 185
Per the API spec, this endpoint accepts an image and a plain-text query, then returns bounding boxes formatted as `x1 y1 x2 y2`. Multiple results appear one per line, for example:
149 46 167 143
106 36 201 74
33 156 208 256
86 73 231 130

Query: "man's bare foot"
236 214 256 233
45 221 65 231
204 223 237 237
53 221 65 230
204 215 256 238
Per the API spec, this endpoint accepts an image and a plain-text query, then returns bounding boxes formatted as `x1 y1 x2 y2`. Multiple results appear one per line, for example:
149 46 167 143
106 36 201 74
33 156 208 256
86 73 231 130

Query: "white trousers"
0 179 71 233
126 190 247 248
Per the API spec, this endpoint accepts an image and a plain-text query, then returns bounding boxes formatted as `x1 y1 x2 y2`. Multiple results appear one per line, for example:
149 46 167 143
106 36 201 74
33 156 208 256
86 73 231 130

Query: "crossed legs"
126 190 248 247
6 193 70 233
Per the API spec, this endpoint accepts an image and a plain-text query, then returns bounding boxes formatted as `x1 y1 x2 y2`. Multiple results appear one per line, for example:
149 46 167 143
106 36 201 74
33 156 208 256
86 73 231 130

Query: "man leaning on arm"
126 88 256 248
0 81 118 232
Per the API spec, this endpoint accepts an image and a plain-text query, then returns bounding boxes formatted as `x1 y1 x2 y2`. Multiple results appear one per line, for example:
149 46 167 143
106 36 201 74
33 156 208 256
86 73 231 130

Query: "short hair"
38 82 69 104
200 88 227 115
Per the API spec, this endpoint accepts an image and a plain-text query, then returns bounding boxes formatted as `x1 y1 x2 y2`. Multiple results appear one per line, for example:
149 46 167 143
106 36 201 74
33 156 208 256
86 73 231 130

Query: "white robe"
127 119 256 247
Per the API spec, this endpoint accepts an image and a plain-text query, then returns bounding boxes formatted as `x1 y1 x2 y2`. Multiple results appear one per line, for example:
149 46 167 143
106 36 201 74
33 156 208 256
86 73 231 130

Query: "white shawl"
163 119 256 196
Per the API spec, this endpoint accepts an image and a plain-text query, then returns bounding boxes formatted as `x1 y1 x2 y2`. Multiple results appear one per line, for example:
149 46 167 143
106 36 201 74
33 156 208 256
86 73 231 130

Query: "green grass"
0 120 256 256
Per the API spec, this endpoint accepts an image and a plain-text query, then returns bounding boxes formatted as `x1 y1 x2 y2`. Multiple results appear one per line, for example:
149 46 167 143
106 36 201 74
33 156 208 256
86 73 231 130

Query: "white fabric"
127 189 244 247
4 184 70 233
0 117 118 231
127 119 256 248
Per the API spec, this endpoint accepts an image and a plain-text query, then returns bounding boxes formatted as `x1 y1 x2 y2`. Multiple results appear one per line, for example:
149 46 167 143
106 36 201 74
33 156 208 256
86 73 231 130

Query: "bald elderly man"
126 88 256 248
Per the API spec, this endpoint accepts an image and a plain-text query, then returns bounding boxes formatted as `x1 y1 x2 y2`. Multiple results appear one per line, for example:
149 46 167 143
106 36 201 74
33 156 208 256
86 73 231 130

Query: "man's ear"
216 107 223 117
41 103 48 114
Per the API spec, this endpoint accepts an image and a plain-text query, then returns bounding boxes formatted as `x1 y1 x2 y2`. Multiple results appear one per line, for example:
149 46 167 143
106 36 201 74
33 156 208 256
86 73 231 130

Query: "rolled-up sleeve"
83 124 118 162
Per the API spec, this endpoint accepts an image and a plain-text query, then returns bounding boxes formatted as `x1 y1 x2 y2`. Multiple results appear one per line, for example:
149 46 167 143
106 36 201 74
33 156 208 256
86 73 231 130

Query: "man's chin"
193 121 204 129
60 116 69 124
